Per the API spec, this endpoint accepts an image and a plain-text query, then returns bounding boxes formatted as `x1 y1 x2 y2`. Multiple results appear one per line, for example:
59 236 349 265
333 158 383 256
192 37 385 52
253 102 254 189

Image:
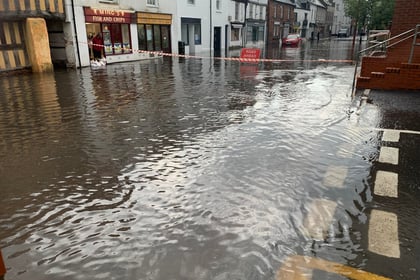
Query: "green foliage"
343 0 395 30
370 0 395 29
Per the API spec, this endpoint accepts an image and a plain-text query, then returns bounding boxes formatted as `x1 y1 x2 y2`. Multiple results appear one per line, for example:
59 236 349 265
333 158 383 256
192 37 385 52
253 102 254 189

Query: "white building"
244 0 268 48
331 0 352 35
227 0 247 50
176 0 230 56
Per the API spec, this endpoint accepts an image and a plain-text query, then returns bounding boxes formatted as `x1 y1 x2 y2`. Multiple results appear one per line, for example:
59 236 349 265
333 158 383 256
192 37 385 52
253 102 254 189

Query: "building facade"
266 0 296 47
0 0 66 72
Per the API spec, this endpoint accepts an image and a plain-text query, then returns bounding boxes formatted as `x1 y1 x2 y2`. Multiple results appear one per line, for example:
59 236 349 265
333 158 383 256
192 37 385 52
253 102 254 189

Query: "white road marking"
382 130 400 142
374 171 398 198
303 199 337 240
378 146 399 165
323 166 348 188
368 210 400 258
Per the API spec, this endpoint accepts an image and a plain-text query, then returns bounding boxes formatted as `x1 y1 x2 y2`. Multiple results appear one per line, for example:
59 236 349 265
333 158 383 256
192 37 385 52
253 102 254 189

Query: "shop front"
83 7 149 65
136 12 172 54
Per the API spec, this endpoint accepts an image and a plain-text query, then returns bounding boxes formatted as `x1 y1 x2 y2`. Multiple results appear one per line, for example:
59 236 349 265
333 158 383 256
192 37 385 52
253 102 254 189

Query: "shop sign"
84 7 133 23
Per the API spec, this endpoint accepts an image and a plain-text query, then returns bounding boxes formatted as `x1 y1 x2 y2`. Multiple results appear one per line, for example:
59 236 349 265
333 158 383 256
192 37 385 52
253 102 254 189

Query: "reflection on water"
0 42 388 280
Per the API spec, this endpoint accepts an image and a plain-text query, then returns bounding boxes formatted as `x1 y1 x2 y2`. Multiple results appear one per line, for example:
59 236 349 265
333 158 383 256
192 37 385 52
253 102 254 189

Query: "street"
0 39 418 279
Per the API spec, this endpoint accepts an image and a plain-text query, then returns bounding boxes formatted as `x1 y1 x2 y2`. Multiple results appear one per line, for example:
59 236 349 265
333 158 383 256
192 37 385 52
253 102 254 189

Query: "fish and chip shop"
76 6 153 66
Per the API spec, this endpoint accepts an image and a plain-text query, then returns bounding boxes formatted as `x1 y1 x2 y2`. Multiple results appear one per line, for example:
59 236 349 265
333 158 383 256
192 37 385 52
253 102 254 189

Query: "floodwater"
0 40 413 279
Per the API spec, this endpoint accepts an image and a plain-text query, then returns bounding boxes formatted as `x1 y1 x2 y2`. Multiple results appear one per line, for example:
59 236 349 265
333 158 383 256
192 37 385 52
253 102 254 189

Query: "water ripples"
0 56 380 279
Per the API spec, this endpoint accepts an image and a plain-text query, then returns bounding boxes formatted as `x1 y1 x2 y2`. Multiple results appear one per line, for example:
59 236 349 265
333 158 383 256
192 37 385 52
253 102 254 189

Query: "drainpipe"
71 0 82 68
210 0 213 56
243 0 249 47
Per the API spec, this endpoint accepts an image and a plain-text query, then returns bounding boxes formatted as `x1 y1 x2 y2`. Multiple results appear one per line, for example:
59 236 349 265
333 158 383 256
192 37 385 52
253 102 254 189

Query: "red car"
282 34 302 47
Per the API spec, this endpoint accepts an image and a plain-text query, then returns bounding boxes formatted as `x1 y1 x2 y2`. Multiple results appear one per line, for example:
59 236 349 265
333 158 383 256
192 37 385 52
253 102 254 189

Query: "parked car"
282 34 302 47
337 28 349 38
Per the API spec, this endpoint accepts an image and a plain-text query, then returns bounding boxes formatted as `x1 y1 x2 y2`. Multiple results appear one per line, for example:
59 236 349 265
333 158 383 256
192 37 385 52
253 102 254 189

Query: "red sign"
240 48 261 63
84 7 133 23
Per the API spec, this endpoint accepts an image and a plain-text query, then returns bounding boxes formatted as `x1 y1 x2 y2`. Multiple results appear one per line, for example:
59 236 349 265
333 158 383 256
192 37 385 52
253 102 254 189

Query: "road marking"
368 210 400 258
378 147 399 165
323 166 348 188
374 171 398 198
276 255 391 280
373 127 420 135
303 199 337 240
382 130 400 142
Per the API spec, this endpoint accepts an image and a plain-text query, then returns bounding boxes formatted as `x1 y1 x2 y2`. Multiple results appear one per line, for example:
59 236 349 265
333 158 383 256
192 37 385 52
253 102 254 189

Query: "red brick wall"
357 0 420 89
390 0 420 35
266 0 295 44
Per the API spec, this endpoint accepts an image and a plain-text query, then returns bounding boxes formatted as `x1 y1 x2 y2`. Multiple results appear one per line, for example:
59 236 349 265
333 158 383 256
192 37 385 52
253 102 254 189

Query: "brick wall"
391 0 420 35
266 0 295 44
357 0 420 90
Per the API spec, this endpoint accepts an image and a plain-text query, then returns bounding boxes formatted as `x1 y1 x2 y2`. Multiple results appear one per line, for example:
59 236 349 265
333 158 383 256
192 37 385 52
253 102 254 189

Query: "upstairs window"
187 0 195 5
147 0 157 6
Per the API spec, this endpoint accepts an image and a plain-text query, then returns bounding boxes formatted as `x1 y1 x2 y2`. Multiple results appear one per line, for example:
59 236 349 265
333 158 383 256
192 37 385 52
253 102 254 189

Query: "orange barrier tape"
85 42 354 64
0 250 6 276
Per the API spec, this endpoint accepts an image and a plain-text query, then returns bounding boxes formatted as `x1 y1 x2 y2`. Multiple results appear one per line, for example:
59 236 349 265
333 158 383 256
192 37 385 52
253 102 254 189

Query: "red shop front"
84 7 134 57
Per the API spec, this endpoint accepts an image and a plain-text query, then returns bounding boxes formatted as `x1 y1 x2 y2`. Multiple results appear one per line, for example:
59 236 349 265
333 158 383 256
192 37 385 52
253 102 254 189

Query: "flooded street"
0 40 418 279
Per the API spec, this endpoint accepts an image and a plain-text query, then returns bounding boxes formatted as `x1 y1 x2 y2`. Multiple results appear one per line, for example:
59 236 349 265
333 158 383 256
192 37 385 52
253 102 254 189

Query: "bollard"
0 250 6 279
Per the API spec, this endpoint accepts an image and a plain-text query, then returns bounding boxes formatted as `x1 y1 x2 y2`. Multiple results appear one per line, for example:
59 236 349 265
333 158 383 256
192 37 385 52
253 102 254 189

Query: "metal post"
408 24 419 63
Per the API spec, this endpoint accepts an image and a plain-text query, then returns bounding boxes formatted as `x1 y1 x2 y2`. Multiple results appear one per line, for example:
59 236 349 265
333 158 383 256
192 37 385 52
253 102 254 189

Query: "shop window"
146 25 153 50
89 23 131 56
138 24 146 50
138 24 170 51
194 24 201 44
153 25 161 51
231 27 239 41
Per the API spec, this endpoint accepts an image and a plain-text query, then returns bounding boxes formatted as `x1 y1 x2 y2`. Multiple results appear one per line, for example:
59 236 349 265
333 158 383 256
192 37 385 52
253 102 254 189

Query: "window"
100 23 131 55
147 0 157 6
259 6 263 19
235 2 240 20
194 24 201 44
249 4 253 18
280 6 283 19
274 6 277 18
231 27 239 41
138 24 170 51
187 0 195 5
216 0 220 10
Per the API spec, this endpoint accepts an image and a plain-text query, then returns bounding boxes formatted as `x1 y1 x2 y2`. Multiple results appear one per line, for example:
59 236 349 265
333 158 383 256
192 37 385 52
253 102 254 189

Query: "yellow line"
277 255 391 280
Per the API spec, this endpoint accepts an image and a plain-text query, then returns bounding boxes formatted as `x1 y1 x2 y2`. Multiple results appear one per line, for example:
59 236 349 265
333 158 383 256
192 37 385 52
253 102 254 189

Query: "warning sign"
240 48 261 63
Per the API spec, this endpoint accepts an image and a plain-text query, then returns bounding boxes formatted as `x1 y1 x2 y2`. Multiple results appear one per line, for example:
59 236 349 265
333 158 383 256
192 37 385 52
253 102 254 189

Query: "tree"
344 0 370 33
343 0 395 31
369 0 395 30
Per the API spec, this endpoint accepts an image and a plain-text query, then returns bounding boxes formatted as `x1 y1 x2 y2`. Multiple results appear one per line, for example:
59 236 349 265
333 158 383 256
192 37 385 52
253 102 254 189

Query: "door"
214 26 221 57
161 25 171 53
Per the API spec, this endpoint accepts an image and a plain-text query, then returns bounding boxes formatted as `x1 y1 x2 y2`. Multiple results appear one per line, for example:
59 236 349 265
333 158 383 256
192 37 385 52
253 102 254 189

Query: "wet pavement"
0 39 419 280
